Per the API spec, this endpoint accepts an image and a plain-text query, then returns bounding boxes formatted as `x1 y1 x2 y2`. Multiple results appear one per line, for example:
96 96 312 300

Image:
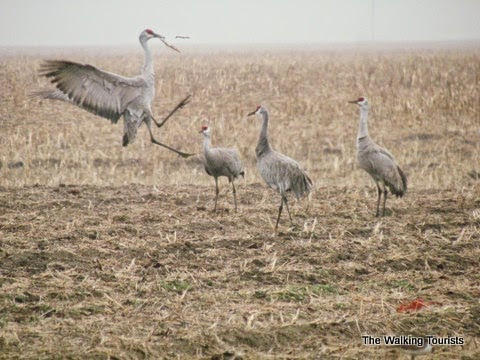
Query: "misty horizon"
1 0 479 47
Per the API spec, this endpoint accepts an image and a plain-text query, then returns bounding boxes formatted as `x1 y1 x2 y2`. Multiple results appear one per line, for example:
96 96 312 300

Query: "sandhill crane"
349 97 407 216
248 105 312 230
34 29 193 158
200 125 244 212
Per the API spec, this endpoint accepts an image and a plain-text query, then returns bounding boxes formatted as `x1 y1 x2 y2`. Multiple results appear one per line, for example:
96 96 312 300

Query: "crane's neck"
256 111 271 157
203 134 211 155
357 106 369 140
141 39 155 81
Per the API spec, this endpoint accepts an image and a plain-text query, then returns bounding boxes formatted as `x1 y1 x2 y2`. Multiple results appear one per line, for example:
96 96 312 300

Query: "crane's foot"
154 94 192 128
177 94 191 109
178 151 195 158
150 136 194 158
381 209 393 217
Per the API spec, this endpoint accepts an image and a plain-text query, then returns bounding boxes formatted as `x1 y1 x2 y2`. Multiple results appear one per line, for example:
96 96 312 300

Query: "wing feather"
205 147 244 178
39 60 146 123
368 149 407 197
30 89 72 103
258 151 312 198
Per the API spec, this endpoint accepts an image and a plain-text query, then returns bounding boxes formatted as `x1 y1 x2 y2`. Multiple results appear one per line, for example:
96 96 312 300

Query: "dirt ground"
0 183 479 359
1 45 479 358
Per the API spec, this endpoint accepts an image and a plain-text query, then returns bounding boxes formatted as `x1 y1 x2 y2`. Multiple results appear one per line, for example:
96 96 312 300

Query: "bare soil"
1 183 479 359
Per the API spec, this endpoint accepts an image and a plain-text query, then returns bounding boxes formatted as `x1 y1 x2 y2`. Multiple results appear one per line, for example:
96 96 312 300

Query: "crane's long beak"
348 100 358 104
198 129 204 133
153 32 165 40
247 111 256 116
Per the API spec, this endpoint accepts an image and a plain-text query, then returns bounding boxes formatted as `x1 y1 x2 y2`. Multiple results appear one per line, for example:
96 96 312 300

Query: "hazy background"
1 0 479 46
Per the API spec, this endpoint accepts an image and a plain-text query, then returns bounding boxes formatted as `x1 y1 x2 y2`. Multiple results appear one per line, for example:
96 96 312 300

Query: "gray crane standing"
248 105 312 230
349 97 407 216
34 29 193 158
200 125 244 212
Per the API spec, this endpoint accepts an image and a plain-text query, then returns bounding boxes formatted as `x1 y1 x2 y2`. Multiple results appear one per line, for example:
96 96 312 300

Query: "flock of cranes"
34 29 408 229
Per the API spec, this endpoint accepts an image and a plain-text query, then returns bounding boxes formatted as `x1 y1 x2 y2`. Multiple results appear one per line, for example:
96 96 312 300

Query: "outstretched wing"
39 60 146 123
30 89 73 103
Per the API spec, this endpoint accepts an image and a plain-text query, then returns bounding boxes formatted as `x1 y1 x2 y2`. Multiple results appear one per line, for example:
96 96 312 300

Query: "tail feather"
122 117 138 147
398 166 407 192
387 166 407 198
303 172 313 194
292 170 313 199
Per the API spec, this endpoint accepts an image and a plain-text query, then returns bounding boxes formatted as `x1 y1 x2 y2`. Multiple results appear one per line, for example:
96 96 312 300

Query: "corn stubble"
0 46 479 358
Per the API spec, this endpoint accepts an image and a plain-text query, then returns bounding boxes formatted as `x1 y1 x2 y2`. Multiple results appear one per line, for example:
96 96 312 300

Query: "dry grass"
0 46 479 189
0 45 479 359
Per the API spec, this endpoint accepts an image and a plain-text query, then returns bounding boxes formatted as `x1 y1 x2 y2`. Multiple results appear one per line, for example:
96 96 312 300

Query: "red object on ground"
396 298 432 313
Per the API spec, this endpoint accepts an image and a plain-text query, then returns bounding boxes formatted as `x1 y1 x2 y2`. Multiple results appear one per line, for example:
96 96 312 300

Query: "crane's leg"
275 197 284 230
214 177 219 212
152 95 191 128
375 183 382 217
283 195 293 225
382 190 388 217
231 180 238 212
146 121 194 158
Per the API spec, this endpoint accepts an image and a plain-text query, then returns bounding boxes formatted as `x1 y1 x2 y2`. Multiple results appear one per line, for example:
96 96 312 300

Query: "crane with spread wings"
34 29 193 158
